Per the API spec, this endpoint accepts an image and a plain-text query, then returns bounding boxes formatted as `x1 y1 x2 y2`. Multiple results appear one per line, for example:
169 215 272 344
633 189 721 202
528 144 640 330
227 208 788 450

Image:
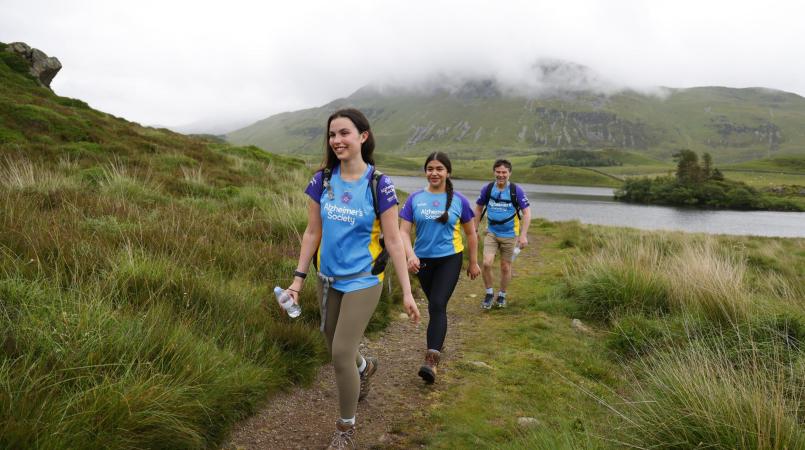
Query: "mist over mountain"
228 59 803 163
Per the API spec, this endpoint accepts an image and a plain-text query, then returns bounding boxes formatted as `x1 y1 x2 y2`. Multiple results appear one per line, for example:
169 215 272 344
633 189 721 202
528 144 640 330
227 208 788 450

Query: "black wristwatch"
293 270 307 280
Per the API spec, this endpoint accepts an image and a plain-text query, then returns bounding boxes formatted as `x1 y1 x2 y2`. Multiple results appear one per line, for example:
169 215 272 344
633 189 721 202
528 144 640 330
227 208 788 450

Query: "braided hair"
424 152 454 224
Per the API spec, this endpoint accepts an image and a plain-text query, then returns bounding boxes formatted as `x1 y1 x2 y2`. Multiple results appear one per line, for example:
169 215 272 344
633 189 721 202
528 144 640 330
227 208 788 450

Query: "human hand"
284 283 301 305
517 235 528 249
407 256 421 274
467 262 481 280
403 293 420 325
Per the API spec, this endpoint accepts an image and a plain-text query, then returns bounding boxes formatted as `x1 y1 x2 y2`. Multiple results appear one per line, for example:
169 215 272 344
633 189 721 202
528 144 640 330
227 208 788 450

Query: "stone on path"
470 361 493 370
571 318 592 334
517 417 541 428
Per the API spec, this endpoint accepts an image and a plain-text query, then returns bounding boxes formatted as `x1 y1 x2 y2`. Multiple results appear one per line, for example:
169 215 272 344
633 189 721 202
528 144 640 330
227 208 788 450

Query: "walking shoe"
418 349 441 384
495 297 507 308
357 356 377 402
481 293 494 309
326 419 356 449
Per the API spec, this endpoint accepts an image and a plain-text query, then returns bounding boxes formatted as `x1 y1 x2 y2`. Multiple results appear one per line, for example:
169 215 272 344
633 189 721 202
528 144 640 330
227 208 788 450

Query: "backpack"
317 167 389 275
479 181 521 226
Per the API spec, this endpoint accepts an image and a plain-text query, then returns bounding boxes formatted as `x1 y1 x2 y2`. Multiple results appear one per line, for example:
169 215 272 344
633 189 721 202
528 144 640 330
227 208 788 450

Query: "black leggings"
417 252 463 351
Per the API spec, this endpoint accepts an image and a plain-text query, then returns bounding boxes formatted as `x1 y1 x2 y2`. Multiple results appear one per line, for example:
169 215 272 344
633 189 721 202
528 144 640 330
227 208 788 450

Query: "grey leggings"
320 282 382 419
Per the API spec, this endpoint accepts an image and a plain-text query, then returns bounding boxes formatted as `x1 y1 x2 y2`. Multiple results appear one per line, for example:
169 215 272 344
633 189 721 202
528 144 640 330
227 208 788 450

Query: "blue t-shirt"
305 164 398 292
400 189 475 258
475 182 530 238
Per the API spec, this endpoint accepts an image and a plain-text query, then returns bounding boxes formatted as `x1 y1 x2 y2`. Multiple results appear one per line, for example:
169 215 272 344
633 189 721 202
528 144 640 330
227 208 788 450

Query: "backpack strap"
369 168 383 220
481 182 521 225
322 168 334 201
509 182 521 219
369 168 388 275
479 182 495 221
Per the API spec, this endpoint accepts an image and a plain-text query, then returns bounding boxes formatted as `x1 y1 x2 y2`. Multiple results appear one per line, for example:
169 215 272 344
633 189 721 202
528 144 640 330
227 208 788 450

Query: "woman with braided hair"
399 152 480 384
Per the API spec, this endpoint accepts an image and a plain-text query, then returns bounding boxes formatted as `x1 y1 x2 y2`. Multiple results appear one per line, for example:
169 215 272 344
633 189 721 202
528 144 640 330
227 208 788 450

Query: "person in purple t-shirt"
474 159 532 309
283 108 420 449
400 152 480 384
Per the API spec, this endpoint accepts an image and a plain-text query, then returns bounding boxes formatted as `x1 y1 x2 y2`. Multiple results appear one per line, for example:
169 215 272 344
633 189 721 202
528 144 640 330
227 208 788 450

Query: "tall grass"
0 132 402 447
560 224 805 449
567 234 758 325
617 334 805 449
667 242 753 324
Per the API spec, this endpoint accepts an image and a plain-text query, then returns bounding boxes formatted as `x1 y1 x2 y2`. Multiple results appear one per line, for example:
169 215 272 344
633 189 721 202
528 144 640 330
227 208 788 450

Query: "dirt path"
223 273 481 449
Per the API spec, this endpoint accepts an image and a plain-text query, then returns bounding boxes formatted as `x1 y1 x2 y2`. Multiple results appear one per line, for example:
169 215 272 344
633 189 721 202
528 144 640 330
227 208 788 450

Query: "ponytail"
437 178 454 224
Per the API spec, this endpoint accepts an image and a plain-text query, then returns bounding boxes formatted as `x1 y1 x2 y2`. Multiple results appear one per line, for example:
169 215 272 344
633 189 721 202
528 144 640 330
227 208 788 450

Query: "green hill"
227 74 805 165
0 41 400 449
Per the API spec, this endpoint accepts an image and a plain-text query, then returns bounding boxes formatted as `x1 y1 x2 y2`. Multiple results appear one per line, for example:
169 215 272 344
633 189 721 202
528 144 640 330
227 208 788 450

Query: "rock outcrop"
4 42 62 89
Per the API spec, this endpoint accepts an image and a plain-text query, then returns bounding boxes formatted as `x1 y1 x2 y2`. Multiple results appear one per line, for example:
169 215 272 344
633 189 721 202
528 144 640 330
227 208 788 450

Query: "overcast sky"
2 0 803 133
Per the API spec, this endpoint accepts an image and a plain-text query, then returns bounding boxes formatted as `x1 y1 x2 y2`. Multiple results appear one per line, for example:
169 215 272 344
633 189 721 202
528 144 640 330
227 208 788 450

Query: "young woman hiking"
399 152 480 384
282 108 420 449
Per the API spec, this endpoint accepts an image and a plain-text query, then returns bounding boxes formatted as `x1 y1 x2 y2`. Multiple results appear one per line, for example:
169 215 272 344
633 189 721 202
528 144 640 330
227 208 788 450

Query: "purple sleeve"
476 184 489 206
458 193 475 223
376 174 399 214
304 171 324 204
516 185 530 208
399 194 415 222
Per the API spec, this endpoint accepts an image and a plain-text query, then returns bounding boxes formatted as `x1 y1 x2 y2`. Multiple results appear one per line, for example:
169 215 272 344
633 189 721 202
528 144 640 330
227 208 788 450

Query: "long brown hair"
321 108 375 171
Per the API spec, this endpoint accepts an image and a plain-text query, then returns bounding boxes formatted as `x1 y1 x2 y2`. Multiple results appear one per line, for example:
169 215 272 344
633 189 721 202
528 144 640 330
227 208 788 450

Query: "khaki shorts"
483 233 517 261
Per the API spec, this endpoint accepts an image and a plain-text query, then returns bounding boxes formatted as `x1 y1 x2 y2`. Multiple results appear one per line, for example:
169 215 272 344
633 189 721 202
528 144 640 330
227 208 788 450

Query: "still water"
391 176 805 238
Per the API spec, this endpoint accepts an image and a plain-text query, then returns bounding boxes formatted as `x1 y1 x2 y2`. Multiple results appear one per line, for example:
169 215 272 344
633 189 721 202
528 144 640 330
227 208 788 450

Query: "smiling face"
328 117 367 163
494 165 511 187
425 159 449 191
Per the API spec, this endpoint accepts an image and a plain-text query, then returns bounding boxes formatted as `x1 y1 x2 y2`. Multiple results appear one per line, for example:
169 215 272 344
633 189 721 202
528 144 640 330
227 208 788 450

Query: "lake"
391 176 805 238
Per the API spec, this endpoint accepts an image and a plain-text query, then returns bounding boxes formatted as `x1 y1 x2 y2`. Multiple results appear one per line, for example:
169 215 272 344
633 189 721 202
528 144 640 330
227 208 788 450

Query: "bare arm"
286 199 322 302
473 204 484 233
517 207 532 248
399 219 419 273
380 206 421 324
462 220 481 279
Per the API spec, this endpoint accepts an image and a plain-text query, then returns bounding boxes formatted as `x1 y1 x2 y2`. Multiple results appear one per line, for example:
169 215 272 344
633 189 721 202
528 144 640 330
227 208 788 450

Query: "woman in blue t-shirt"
283 108 420 449
400 152 480 384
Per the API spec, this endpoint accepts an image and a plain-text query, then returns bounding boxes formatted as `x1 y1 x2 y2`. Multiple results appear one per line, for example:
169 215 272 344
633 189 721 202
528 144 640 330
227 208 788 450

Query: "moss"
0 51 31 75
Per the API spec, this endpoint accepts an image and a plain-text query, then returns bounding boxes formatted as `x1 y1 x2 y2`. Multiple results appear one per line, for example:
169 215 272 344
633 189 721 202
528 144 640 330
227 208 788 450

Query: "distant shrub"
532 149 622 167
616 176 803 211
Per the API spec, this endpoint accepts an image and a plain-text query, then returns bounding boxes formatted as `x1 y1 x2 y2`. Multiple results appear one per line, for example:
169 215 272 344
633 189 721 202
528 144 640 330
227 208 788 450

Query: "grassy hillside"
0 42 400 448
408 221 805 449
227 80 805 165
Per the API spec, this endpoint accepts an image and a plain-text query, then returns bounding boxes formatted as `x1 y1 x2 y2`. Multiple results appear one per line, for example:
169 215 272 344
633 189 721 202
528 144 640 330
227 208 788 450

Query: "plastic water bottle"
274 287 301 318
511 245 521 262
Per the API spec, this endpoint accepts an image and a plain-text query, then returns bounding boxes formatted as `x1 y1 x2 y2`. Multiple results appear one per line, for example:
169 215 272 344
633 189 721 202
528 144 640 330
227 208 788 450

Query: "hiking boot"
418 349 441 384
495 297 507 308
358 356 377 402
481 293 494 309
326 419 356 449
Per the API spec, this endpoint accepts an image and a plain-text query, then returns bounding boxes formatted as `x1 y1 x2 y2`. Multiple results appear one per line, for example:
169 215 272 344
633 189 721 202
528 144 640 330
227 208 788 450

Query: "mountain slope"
228 70 805 164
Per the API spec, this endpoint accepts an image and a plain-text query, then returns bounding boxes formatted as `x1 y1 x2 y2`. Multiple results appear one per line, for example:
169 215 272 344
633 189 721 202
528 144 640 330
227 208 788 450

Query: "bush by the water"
531 149 622 168
616 176 803 211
